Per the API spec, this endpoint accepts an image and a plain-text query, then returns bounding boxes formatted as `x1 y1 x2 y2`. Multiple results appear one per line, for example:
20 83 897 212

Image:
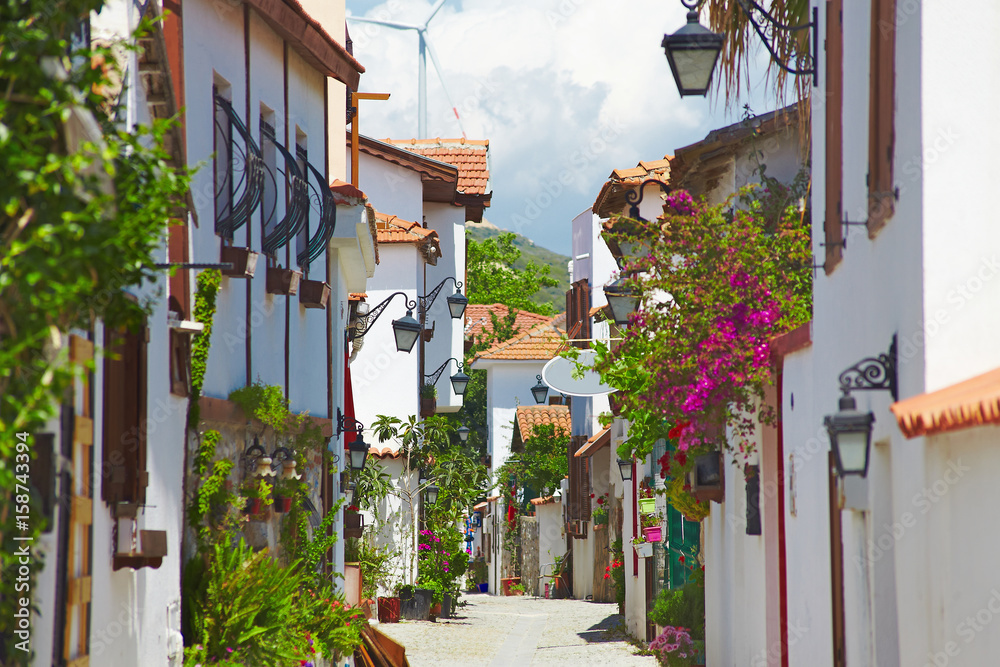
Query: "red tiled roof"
465 304 552 343
530 495 558 506
592 157 672 219
388 138 491 197
368 443 402 459
349 293 367 301
575 427 611 457
515 405 571 440
373 211 441 263
473 501 488 511
471 317 566 363
330 179 366 203
892 366 1000 439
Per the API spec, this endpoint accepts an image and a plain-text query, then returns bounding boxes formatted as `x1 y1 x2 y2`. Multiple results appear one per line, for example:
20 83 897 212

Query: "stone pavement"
374 591 658 666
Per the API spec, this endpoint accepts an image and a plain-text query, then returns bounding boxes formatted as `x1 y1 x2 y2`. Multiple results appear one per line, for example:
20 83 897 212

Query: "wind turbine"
348 0 466 139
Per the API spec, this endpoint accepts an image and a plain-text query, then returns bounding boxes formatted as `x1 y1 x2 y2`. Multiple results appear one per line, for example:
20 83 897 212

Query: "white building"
29 0 369 663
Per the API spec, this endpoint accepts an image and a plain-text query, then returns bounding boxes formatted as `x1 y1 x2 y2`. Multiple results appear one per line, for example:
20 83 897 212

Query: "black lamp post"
531 374 549 405
824 336 897 478
446 289 469 319
457 424 471 442
661 1 724 97
604 276 641 326
391 311 422 353
617 458 634 482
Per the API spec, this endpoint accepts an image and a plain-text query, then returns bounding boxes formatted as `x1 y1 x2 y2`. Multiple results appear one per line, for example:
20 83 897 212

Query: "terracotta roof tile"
471 317 566 363
388 138 491 197
892 366 1000 439
593 156 672 219
369 443 402 459
530 495 558 506
465 304 552 342
575 426 611 457
373 211 442 263
349 293 367 301
473 501 488 511
330 179 366 203
515 405 571 440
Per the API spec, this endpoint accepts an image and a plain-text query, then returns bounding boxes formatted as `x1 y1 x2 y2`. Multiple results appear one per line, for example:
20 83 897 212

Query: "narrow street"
376 592 657 666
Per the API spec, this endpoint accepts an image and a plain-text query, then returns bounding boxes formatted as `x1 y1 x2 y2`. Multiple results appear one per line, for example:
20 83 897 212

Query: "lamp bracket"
837 335 898 401
624 178 671 221
418 276 463 318
736 0 817 84
352 291 417 339
337 407 365 436
424 357 463 386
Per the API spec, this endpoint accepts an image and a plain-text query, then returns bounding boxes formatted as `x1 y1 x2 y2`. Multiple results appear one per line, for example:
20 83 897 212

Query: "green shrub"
649 579 705 641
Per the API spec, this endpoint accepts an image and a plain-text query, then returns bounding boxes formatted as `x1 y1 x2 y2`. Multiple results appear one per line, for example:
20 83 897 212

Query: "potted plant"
633 534 653 558
592 491 609 526
420 383 437 418
638 486 656 514
509 583 525 596
272 477 296 513
641 512 663 543
240 479 272 517
344 504 364 538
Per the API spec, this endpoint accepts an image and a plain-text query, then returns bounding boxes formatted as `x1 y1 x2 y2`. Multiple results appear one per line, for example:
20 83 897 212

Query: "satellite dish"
542 350 617 397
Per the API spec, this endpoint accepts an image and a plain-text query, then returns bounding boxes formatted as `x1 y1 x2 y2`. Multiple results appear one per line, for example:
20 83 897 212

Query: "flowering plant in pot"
632 534 653 558
637 486 656 515
272 476 297 514
591 492 610 525
240 478 273 516
649 626 701 667
641 512 662 543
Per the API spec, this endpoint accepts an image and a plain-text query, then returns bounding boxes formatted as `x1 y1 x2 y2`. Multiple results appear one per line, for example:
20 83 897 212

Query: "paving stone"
374 591 657 666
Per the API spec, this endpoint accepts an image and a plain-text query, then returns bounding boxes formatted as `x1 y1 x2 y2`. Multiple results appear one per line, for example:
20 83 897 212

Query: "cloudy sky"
347 0 781 254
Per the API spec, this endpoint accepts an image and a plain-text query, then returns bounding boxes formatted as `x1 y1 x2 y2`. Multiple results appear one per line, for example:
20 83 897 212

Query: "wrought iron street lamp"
604 276 641 326
531 374 549 404
663 0 817 98
424 357 471 397
824 336 897 477
348 433 369 473
618 458 634 482
425 484 440 505
351 290 422 352
457 424 471 442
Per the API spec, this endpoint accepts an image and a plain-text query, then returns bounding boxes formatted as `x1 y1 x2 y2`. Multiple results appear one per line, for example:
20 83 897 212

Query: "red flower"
590 493 595 498
679 555 685 564
603 573 611 580
597 497 605 505
667 421 691 440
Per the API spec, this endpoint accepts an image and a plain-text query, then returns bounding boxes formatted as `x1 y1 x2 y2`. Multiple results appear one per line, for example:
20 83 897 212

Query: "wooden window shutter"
580 454 591 521
169 328 191 397
576 280 591 349
102 325 148 505
824 0 844 272
567 436 580 521
867 0 897 233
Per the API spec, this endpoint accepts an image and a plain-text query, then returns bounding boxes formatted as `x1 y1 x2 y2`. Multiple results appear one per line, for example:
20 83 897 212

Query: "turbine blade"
347 16 421 31
425 0 447 26
424 37 467 139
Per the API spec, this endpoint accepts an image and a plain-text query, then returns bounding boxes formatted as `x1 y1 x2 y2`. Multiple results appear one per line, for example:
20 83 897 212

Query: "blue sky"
347 0 784 254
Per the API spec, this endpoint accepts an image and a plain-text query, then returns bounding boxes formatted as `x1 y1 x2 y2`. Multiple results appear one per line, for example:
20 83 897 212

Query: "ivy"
188 268 221 428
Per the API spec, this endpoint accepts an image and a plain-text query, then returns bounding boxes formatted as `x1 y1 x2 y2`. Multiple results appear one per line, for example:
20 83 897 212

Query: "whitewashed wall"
472 360 547 475
424 202 467 413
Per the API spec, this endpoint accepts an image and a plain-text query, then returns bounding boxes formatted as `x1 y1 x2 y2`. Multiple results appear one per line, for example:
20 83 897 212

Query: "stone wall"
520 516 540 596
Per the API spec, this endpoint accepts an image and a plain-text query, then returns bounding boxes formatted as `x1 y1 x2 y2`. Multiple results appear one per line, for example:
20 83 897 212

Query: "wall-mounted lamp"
531 374 549 405
424 357 471 397
457 424 471 442
348 435 369 473
604 276 641 326
420 276 468 320
823 336 897 477
617 458 634 482
662 0 816 98
350 291 422 352
425 484 440 505
244 442 299 479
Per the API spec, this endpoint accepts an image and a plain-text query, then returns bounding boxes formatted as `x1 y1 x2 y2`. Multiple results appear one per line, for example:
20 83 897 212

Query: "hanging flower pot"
634 542 653 558
637 497 656 514
245 497 263 514
273 496 292 513
643 526 663 543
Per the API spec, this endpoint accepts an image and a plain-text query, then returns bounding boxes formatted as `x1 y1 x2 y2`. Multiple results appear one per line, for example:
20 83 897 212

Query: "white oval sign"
542 350 617 397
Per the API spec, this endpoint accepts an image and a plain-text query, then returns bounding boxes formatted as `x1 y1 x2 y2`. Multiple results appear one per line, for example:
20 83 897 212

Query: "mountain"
465 220 571 314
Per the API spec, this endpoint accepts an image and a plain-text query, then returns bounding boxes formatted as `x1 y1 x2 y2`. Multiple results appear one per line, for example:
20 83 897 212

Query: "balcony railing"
214 96 265 238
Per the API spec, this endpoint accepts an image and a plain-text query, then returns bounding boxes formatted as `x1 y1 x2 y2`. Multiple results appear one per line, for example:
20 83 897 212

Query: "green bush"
649 579 705 641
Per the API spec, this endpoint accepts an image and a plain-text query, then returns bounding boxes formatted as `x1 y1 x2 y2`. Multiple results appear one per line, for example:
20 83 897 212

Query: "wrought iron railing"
214 96 265 238
259 122 309 257
297 159 337 269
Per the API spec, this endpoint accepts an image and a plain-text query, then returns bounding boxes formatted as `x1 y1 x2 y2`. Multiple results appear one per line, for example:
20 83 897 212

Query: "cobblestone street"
375 592 658 666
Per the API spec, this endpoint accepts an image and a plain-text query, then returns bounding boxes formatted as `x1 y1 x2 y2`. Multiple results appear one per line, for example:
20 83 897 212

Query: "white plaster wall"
623 452 650 638
536 502 566 582
572 534 594 601
352 244 420 427
424 202 467 413
364 457 420 590
357 152 423 223
473 361 547 474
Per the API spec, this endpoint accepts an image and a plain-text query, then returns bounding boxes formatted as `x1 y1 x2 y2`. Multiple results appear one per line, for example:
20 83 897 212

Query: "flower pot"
593 513 608 526
638 497 656 514
477 582 488 593
220 245 258 278
634 542 654 558
420 396 436 418
244 497 262 514
273 496 292 513
299 279 331 309
441 592 452 618
378 597 400 623
345 511 364 539
266 266 302 295
643 526 662 543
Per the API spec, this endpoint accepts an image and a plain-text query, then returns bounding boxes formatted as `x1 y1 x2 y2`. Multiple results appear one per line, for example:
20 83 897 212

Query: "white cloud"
348 0 780 253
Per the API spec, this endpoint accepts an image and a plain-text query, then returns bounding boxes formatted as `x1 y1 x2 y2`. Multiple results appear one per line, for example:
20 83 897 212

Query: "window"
567 435 591 526
565 279 590 348
824 0 844 272
102 324 148 505
868 0 897 233
213 81 233 238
